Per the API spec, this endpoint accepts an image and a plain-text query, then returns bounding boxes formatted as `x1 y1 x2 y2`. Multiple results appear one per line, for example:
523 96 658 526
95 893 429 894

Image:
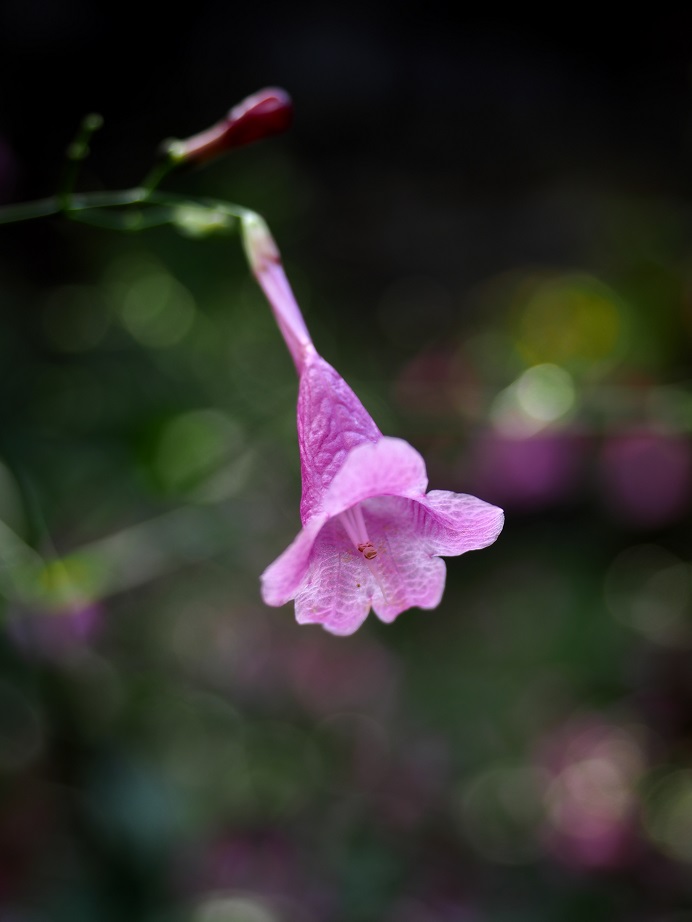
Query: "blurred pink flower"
8 601 103 660
243 215 503 635
599 428 692 528
536 715 645 870
284 632 398 714
468 429 587 511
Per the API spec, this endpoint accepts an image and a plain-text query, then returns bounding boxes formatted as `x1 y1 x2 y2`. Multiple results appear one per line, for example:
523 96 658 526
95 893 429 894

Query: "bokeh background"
2 7 692 920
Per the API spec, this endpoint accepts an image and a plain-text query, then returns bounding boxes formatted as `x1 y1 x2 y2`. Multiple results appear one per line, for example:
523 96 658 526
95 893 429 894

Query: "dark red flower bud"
167 88 293 165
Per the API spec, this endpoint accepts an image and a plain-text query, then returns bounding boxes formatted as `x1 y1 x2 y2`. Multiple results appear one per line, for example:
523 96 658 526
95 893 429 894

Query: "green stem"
67 206 178 231
0 197 64 225
0 188 252 227
58 113 104 210
139 158 176 197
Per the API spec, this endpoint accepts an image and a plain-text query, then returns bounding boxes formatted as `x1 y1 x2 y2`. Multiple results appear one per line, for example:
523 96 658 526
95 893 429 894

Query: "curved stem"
58 112 104 211
0 188 252 226
139 158 177 197
0 197 65 225
66 206 178 231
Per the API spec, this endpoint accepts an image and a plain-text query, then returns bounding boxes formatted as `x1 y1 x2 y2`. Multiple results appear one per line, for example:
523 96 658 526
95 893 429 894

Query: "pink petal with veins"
293 503 446 636
263 484 503 635
322 437 428 515
298 353 381 521
261 515 327 607
421 490 505 556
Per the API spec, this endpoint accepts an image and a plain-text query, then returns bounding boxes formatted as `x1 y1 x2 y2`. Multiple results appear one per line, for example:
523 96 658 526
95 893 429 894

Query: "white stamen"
340 504 372 551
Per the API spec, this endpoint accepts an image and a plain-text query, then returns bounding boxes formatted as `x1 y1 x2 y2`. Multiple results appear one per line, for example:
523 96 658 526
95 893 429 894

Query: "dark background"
2 6 692 921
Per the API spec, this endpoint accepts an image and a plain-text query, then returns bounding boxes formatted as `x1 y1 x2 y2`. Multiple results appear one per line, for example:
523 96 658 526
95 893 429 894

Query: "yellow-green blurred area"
2 8 692 922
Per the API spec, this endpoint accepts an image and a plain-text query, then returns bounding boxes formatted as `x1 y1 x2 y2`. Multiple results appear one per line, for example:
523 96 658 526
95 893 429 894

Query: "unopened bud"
166 88 293 165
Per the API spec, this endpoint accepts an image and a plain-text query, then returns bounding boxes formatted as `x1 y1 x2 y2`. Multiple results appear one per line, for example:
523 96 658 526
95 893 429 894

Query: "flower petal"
298 354 381 522
260 514 327 606
322 437 428 519
293 518 372 635
359 496 446 622
420 490 504 556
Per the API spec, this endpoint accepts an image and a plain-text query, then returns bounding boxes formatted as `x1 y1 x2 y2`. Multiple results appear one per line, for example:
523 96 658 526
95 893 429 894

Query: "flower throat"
340 505 378 559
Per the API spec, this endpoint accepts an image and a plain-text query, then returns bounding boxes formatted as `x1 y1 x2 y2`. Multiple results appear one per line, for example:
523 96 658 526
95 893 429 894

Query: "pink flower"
243 215 504 635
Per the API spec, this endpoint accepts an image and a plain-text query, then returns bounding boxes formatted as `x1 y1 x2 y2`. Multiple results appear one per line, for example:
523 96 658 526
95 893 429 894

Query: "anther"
357 543 378 560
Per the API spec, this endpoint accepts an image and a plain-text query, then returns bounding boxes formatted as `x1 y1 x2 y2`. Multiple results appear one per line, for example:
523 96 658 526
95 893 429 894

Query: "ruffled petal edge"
419 490 504 556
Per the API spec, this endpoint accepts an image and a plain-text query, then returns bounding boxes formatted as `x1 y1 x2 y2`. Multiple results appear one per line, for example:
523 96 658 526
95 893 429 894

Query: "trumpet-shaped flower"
243 214 503 635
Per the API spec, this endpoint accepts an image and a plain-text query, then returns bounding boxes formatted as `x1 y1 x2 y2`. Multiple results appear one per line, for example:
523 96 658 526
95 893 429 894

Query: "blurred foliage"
2 14 692 920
